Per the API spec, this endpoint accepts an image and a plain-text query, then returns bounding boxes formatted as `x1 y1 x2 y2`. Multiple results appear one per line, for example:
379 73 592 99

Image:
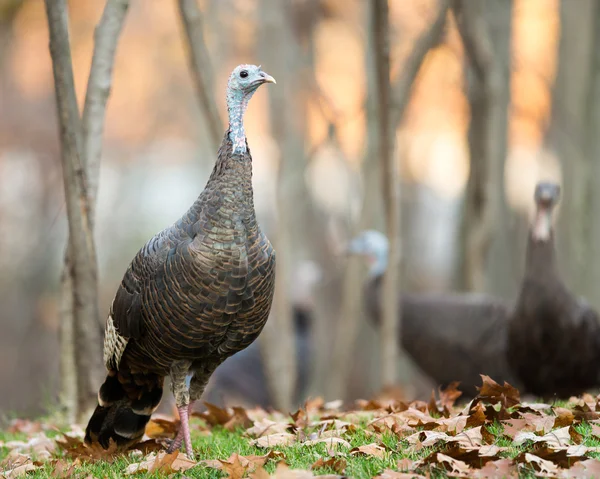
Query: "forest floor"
2 376 600 478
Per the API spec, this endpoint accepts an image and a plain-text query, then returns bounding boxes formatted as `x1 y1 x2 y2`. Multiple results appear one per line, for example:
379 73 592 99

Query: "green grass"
4 398 600 479
0 416 450 479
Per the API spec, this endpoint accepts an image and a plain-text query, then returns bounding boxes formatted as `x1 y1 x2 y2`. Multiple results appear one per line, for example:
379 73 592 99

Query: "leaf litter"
5 376 600 477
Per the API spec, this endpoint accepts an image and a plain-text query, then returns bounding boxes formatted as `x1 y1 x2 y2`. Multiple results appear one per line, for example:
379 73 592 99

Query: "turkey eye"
240 70 248 78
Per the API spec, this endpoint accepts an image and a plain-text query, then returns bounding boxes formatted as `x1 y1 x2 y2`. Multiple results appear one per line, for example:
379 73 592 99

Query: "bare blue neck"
227 88 255 155
370 247 389 278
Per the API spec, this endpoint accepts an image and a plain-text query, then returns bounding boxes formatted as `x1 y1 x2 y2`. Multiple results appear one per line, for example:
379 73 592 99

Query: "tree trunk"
550 0 599 306
59 257 77 422
257 0 306 411
328 0 449 399
326 1 381 401
45 0 102 418
52 0 130 421
373 0 400 388
453 0 512 298
588 4 600 305
460 67 488 292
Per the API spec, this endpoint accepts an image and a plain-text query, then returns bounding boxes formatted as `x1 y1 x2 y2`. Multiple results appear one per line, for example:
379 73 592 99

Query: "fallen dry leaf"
438 415 468 434
561 458 600 479
374 470 427 479
304 397 325 412
523 452 559 475
1 453 41 479
405 430 447 448
397 458 417 471
350 443 386 459
124 451 197 475
502 419 529 439
323 399 343 411
466 401 487 428
553 408 575 428
246 418 290 438
144 417 179 439
56 435 121 463
244 451 285 468
220 453 247 479
437 453 471 477
514 426 573 450
451 426 483 448
590 422 600 439
2 461 39 478
225 407 253 431
250 466 272 479
473 458 517 479
197 402 251 430
200 458 224 470
520 412 555 434
476 375 520 408
290 408 309 431
53 458 81 478
201 451 284 474
199 402 232 425
6 420 43 435
3 434 56 461
439 382 463 411
250 432 296 448
311 456 347 474
478 445 502 457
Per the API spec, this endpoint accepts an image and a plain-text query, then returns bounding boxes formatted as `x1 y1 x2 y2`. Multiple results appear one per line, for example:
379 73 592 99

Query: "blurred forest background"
1 0 598 420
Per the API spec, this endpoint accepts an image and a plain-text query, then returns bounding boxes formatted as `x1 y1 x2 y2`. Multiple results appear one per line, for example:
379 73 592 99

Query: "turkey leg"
167 362 194 457
166 366 213 458
167 401 195 455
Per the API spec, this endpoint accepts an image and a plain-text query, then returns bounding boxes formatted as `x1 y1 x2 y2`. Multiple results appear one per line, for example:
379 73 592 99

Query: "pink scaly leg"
166 401 195 458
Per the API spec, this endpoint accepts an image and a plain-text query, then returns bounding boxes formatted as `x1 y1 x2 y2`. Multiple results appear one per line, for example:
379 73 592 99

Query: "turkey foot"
167 402 195 458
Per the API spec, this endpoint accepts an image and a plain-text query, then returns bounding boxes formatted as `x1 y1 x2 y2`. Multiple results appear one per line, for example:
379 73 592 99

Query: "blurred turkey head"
289 260 322 332
532 182 561 242
227 64 276 95
291 260 323 310
346 230 389 277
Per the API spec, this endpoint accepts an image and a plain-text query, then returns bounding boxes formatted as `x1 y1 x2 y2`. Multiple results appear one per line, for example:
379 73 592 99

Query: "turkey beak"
260 72 276 84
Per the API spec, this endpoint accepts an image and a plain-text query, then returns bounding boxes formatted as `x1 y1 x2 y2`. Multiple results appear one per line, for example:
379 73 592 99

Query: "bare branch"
178 0 223 152
82 0 129 222
451 0 494 84
391 0 450 130
45 0 103 417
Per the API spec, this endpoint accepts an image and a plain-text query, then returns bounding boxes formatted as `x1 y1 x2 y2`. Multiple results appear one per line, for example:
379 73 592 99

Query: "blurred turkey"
201 260 321 408
347 230 517 396
85 65 277 458
507 182 600 398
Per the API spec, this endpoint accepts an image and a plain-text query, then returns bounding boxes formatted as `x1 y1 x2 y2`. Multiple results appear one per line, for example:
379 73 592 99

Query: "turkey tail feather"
85 370 163 448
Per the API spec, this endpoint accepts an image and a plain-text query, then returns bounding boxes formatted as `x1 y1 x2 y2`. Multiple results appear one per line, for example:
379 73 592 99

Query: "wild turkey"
85 65 277 458
347 230 517 396
507 182 600 397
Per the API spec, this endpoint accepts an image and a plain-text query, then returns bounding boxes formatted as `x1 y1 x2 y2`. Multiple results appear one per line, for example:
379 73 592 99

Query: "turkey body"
112 134 275 378
366 275 517 396
85 65 277 455
507 234 600 398
347 229 517 397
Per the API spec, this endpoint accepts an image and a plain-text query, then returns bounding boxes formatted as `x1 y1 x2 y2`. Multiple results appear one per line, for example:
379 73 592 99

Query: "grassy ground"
3 381 600 478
